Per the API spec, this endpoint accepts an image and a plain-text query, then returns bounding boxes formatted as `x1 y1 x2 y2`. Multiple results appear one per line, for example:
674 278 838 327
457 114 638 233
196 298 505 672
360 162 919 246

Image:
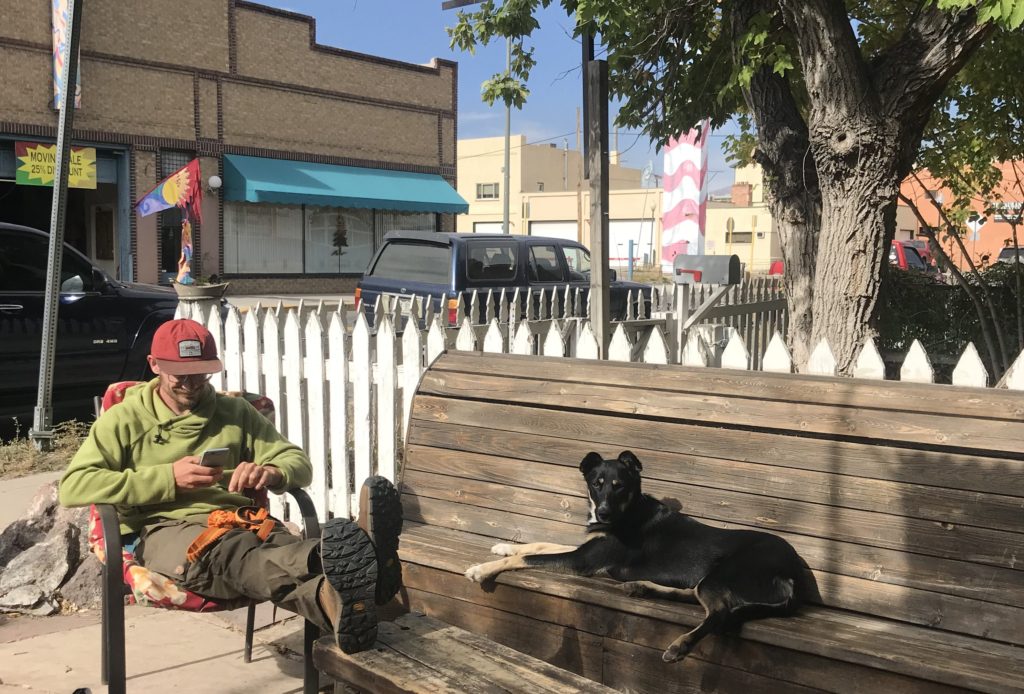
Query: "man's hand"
228 462 283 493
172 455 224 491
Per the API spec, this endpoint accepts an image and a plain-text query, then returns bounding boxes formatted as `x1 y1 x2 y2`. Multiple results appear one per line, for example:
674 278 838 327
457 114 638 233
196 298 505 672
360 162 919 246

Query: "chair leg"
303 619 320 694
244 602 256 663
98 520 126 694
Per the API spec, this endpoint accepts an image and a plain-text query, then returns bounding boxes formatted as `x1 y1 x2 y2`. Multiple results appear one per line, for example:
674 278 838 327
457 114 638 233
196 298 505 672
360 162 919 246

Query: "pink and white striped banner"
661 121 709 271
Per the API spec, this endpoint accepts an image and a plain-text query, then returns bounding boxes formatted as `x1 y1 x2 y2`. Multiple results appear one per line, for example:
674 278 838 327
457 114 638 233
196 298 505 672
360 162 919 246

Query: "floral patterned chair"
90 382 321 694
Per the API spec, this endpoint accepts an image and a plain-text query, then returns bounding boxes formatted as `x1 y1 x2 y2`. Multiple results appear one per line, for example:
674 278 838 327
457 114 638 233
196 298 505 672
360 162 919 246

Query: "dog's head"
579 451 643 527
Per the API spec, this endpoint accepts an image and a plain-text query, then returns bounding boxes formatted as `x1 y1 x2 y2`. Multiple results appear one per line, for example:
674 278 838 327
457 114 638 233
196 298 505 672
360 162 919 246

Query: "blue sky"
260 0 736 189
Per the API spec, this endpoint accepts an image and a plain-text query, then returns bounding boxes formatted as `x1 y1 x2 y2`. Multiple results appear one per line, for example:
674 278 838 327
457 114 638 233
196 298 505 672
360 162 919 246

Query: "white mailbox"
673 254 742 285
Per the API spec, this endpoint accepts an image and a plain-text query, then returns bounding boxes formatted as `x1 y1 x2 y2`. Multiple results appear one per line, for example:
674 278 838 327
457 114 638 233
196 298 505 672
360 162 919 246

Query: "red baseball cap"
150 319 223 375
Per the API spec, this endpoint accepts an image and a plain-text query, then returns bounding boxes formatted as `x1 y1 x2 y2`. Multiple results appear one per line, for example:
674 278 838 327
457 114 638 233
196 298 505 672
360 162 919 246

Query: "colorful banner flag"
15 141 96 189
136 159 203 285
52 0 82 109
661 120 710 271
135 158 203 221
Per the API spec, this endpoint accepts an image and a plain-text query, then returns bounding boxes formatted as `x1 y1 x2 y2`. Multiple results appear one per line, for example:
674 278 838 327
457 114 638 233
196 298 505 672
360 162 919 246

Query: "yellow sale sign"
15 141 97 189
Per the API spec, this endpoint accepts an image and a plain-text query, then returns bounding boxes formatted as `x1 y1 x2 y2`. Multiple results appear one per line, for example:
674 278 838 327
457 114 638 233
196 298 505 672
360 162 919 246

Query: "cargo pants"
136 514 329 631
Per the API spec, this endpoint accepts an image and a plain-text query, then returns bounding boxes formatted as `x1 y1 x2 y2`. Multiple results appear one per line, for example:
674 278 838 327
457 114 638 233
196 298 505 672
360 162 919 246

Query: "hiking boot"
318 518 378 653
359 476 404 605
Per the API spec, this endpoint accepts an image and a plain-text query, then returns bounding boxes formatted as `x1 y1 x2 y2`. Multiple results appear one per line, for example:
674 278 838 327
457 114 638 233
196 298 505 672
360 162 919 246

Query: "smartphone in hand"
199 447 231 470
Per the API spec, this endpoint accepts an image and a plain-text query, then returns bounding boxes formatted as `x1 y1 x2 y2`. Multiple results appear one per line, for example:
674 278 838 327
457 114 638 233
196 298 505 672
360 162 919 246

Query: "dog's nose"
595 505 612 522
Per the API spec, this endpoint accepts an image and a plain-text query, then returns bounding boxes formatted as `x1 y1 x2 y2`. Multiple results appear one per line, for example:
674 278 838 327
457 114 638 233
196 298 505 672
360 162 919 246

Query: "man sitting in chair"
58 318 402 654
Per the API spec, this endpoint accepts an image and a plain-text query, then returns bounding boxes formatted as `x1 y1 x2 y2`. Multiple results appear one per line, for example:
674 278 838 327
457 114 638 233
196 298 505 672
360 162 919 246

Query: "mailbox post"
672 254 741 363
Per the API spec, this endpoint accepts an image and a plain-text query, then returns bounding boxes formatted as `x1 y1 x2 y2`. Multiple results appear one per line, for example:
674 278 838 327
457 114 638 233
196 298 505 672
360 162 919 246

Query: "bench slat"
434 351 1024 422
313 613 617 693
406 438 1024 534
410 398 1024 498
399 525 1023 693
418 370 1024 455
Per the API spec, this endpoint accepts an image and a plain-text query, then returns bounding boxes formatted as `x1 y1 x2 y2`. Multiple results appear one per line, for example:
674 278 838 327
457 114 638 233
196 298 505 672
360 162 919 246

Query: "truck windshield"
368 241 452 283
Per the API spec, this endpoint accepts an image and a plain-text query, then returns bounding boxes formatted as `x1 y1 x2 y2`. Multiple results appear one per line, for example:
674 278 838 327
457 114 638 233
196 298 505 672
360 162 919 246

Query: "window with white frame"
476 182 500 199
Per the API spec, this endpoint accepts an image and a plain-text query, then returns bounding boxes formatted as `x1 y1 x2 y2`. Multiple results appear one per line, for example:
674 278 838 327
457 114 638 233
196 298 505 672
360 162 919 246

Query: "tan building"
458 139 784 272
0 1 465 293
462 150 919 274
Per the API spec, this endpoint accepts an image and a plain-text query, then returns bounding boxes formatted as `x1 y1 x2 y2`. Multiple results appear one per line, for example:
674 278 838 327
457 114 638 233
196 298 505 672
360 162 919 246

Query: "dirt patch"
0 421 89 481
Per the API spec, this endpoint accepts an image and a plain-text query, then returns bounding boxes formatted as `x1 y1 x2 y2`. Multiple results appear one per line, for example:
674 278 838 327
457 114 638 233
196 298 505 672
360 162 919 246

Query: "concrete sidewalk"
0 605 319 693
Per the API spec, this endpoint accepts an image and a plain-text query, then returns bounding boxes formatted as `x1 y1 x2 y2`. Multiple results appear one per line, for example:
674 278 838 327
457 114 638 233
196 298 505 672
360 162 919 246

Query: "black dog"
465 450 809 662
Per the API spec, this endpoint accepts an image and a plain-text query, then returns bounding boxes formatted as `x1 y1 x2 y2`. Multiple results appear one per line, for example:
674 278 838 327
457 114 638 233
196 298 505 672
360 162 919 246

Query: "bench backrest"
403 352 1024 646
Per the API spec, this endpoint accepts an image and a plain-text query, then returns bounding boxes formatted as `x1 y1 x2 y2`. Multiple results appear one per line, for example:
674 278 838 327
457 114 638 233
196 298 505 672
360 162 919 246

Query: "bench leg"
303 619 319 694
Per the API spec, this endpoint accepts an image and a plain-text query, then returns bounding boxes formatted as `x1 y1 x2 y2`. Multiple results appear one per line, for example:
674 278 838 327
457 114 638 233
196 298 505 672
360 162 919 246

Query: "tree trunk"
732 0 821 369
808 116 902 373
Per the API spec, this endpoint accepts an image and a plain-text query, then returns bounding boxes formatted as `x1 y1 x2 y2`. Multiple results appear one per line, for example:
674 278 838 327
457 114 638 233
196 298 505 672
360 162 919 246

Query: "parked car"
901 239 935 267
356 231 653 325
0 223 178 427
996 246 1024 264
889 240 934 273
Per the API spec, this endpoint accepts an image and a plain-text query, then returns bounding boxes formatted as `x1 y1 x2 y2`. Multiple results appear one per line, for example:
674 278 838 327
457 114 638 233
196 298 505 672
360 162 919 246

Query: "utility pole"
503 37 511 234
32 0 84 451
588 58 611 357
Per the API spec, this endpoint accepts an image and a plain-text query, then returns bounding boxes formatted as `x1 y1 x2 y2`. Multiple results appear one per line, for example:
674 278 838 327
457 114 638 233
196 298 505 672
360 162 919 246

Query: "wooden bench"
313 612 617 693
388 351 1023 693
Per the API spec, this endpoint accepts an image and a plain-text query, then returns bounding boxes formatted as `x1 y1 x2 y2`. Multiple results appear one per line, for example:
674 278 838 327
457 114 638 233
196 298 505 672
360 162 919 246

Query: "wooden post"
588 59 610 357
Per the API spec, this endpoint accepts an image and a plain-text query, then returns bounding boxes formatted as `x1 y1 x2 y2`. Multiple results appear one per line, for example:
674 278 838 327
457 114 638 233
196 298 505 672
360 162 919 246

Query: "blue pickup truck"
356 231 652 326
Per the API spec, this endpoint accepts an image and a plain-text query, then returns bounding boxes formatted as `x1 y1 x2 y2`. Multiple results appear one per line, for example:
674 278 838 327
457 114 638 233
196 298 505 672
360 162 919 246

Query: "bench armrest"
285 487 321 540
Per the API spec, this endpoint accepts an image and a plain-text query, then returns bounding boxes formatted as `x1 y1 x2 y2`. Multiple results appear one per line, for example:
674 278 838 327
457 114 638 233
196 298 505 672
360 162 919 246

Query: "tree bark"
732 0 821 368
756 0 997 373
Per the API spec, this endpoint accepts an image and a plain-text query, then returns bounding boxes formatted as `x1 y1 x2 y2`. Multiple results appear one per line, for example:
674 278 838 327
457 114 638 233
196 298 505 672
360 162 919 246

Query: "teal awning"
223 154 467 214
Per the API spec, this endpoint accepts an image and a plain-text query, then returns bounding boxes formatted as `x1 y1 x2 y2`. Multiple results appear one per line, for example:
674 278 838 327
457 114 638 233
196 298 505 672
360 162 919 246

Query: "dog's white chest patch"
587 494 598 524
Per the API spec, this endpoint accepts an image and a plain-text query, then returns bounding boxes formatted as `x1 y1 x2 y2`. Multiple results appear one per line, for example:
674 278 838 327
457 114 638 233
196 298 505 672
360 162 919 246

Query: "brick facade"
0 0 458 294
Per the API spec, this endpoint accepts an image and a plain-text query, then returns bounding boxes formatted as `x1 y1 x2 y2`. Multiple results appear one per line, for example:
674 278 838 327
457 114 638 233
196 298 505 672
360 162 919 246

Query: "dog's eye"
595 478 604 487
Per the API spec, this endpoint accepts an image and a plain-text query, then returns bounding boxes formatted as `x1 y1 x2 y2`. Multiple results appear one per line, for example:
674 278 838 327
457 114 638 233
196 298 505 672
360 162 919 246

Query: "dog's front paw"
490 543 519 556
464 564 488 583
662 643 691 663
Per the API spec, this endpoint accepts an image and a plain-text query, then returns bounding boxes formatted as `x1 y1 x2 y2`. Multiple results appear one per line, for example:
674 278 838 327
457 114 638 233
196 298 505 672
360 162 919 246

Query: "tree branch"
872 4 996 126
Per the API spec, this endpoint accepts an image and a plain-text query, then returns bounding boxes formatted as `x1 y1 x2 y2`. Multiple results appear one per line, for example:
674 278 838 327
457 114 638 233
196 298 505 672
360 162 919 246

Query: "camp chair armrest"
95 504 125 584
285 488 321 540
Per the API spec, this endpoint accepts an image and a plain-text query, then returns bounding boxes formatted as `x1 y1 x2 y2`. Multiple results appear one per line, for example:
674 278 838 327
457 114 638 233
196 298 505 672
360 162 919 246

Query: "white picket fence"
176 290 1024 525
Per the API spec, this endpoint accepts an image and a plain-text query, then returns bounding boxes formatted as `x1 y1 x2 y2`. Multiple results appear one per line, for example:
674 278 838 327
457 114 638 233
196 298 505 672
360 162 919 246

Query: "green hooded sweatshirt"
59 380 312 534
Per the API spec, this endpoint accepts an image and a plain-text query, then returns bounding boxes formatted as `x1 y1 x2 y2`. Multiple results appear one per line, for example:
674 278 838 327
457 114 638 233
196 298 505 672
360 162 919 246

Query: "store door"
89 205 118 279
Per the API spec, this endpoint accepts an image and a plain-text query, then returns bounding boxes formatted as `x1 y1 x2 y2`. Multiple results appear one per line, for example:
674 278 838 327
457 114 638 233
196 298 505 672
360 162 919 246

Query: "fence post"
376 315 398 484
351 312 372 517
303 311 329 520
327 311 351 520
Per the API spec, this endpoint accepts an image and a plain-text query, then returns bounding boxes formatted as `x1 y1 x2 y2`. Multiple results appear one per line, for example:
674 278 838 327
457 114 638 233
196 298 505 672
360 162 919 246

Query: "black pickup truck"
0 223 178 430
355 231 652 326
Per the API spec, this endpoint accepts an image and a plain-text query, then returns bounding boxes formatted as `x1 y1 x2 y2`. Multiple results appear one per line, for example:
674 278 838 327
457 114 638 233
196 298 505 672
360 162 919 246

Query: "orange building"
900 162 1024 270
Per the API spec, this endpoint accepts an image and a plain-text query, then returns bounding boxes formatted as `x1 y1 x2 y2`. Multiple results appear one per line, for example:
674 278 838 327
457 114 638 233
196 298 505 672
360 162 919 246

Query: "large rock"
0 522 74 596
0 517 49 569
0 584 59 615
59 553 104 611
0 481 60 569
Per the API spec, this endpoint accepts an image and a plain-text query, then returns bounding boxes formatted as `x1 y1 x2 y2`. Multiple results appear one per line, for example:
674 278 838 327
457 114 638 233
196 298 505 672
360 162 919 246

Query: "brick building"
0 0 465 293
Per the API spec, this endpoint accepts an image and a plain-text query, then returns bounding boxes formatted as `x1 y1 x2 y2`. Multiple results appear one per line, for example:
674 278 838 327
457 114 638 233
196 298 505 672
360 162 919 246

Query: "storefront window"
225 202 384 274
305 207 373 274
224 203 303 273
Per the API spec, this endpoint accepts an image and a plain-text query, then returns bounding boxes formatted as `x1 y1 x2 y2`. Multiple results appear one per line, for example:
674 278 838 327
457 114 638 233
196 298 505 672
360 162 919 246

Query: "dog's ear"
580 451 604 474
618 450 643 472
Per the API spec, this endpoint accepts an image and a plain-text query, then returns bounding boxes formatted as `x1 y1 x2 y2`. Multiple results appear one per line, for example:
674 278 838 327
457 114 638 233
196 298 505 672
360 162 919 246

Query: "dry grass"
0 420 90 480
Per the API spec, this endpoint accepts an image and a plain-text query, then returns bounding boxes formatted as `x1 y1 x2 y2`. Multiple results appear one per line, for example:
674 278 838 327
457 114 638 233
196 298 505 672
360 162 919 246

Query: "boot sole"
362 476 404 605
320 518 378 654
